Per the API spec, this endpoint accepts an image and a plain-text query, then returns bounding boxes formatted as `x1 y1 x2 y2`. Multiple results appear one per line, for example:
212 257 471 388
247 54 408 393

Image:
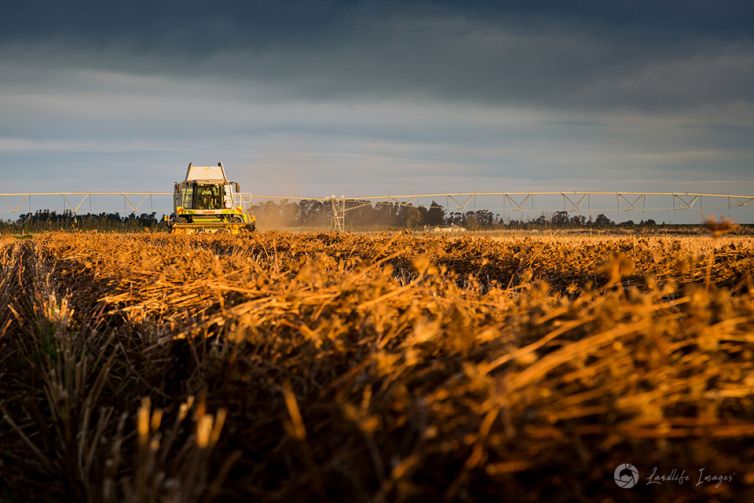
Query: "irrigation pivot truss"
0 192 173 217
2 191 754 230
310 191 754 231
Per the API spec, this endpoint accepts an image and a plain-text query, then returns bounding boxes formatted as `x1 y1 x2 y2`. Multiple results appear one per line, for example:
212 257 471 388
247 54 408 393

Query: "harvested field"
1 231 754 501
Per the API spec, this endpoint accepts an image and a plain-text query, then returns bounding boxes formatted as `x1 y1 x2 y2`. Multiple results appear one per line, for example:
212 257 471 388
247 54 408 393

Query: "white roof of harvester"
184 163 228 182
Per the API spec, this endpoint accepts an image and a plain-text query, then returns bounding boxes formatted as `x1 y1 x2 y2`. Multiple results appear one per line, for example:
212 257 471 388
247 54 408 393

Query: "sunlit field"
1 231 753 501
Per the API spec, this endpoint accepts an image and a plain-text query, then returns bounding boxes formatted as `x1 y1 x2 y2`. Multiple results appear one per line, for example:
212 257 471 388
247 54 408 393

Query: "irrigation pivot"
2 191 753 229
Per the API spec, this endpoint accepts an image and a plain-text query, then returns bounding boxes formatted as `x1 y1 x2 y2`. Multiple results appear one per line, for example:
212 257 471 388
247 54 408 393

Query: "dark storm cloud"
2 1 754 111
3 1 753 47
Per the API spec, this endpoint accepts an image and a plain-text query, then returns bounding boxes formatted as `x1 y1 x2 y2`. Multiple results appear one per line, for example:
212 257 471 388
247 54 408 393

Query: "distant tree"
298 200 329 226
425 201 444 226
594 214 614 227
463 211 479 229
475 210 494 228
551 211 570 226
399 204 425 228
532 215 547 226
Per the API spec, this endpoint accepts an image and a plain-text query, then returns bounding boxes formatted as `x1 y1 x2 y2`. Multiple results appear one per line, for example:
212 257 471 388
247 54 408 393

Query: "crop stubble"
1 231 753 501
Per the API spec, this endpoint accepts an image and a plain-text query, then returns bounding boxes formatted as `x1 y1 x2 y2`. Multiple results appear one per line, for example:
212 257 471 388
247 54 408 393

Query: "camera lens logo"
614 463 639 489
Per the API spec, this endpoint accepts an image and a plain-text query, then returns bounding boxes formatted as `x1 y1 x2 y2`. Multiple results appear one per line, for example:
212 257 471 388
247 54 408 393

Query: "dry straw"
1 231 753 501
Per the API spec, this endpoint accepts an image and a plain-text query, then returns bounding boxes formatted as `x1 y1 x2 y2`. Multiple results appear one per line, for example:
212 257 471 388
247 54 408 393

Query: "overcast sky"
1 1 753 205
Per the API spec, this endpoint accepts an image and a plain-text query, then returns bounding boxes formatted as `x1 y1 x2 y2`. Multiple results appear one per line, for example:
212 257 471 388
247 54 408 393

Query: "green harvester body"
166 162 256 234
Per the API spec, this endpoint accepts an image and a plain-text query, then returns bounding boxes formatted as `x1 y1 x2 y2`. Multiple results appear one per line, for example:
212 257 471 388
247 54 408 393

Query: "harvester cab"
167 162 256 234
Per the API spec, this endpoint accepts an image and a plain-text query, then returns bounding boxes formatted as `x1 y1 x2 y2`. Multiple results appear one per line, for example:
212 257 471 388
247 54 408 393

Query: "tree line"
0 203 676 233
250 200 656 229
0 210 163 233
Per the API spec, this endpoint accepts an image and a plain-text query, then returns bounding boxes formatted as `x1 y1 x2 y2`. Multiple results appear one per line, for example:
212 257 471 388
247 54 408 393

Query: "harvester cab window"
223 184 233 208
195 184 222 210
181 185 194 209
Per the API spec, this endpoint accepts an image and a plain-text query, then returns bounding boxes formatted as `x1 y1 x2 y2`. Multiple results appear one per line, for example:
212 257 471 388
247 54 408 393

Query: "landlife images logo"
613 463 736 490
614 464 639 489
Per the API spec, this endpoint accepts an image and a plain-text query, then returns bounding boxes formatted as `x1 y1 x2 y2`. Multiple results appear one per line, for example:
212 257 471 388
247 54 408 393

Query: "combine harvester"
167 162 256 234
